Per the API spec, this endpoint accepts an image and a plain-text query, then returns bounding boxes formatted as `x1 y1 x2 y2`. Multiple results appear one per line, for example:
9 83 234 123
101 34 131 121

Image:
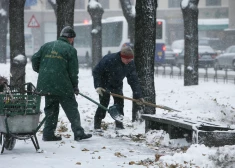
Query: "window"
74 25 92 48
75 0 85 10
206 0 221 6
99 0 109 9
168 0 181 8
156 21 163 39
102 22 123 47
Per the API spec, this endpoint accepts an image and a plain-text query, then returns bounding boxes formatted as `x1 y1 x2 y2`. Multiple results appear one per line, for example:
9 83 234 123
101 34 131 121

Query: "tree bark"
133 0 158 121
9 0 27 87
88 0 104 69
56 0 75 39
0 0 9 64
181 0 199 86
119 0 135 46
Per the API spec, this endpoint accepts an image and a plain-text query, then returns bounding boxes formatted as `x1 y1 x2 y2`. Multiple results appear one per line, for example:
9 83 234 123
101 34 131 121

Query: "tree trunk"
56 0 75 39
9 0 27 87
119 0 135 46
133 0 158 121
181 0 199 86
88 0 104 69
0 0 9 64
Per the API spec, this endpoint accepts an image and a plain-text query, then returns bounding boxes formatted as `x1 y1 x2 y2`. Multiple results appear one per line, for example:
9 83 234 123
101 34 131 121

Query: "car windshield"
225 46 235 53
199 46 214 53
180 46 214 55
166 45 173 51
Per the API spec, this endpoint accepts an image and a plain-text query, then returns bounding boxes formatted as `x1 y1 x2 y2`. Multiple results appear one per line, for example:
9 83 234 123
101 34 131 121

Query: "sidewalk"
0 134 156 168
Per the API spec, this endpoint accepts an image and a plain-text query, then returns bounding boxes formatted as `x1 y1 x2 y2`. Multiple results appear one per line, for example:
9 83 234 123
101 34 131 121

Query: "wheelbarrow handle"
102 89 181 112
4 83 14 100
35 114 48 133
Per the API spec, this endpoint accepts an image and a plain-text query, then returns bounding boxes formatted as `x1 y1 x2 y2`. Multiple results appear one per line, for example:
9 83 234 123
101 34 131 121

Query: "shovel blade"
108 104 124 122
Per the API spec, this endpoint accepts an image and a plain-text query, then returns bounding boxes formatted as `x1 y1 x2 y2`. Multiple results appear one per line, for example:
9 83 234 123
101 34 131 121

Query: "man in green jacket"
32 26 92 141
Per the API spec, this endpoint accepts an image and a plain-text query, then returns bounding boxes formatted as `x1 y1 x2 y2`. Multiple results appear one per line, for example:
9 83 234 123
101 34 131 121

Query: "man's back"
32 37 78 96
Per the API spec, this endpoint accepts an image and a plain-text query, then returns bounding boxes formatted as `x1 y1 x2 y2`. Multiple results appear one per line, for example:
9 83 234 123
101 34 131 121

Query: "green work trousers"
43 95 84 138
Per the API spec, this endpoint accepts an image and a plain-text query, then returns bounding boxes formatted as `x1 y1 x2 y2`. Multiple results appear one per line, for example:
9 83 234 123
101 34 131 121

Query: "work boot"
42 134 62 141
94 117 102 129
74 133 92 141
115 121 124 130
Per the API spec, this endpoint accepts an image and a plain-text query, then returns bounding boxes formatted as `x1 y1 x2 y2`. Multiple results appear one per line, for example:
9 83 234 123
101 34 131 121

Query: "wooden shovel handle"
106 92 160 108
102 89 181 112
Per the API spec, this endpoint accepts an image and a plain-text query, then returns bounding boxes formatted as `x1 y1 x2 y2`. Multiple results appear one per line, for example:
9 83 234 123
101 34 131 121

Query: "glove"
74 87 79 95
136 98 145 105
96 87 104 96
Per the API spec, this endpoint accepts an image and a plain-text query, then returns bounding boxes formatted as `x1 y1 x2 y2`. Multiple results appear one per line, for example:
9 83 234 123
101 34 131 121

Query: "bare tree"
88 0 104 69
0 0 9 64
181 0 199 86
133 0 158 120
56 0 75 39
119 0 135 46
9 0 27 86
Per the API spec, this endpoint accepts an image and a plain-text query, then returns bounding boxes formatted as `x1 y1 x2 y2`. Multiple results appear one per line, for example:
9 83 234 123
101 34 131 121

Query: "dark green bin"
0 94 41 134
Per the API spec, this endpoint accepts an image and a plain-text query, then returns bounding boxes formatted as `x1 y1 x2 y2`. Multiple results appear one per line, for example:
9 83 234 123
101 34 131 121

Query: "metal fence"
155 65 235 84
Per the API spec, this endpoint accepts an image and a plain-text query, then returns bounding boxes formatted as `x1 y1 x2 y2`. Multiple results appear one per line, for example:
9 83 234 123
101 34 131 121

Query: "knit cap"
120 45 134 59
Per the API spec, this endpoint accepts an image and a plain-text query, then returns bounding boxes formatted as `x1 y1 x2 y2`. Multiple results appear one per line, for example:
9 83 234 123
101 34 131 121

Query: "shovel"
78 92 124 122
102 89 181 112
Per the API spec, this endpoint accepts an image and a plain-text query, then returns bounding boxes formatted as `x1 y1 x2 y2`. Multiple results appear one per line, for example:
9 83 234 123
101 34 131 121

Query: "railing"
155 64 235 84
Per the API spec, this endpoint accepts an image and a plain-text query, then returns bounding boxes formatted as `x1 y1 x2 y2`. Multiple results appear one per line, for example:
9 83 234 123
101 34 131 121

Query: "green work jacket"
32 37 78 96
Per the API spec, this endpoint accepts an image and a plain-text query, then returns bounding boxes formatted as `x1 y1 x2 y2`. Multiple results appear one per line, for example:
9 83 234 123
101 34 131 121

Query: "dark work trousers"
94 91 124 120
43 95 84 138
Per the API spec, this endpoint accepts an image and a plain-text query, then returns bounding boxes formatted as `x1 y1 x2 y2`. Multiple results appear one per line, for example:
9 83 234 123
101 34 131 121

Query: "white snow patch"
88 0 102 9
181 0 189 9
0 8 6 16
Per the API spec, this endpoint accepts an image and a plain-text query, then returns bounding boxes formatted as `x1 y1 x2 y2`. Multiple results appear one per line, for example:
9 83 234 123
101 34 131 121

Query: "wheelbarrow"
79 93 124 122
0 83 45 154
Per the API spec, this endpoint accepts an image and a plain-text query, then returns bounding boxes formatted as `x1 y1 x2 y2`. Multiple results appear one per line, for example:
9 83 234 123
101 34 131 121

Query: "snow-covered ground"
1 61 235 168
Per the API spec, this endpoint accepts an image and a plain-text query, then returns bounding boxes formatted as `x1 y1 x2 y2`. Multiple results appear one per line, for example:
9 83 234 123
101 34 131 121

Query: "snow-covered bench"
142 114 235 147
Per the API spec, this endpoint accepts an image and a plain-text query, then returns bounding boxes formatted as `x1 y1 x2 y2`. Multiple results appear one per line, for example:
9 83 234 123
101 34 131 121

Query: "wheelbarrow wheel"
4 135 16 150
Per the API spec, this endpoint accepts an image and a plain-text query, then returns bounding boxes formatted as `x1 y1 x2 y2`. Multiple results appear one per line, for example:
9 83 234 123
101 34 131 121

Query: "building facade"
23 0 232 52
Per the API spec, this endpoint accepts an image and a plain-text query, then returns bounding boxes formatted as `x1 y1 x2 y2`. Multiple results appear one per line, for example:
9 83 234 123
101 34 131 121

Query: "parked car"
171 39 184 56
199 37 225 54
214 45 235 71
176 45 217 68
163 45 177 66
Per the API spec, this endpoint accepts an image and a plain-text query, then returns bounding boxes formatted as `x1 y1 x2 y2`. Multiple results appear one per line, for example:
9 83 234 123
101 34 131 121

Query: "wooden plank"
142 114 235 146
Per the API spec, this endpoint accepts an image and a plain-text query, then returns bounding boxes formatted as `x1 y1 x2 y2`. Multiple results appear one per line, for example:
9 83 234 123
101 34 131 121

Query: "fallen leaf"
114 152 126 158
82 148 89 151
129 161 135 165
75 162 81 165
63 134 71 138
155 154 163 161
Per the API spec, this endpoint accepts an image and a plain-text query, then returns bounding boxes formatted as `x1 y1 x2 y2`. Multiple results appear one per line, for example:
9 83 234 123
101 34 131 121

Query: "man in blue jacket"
93 46 144 130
